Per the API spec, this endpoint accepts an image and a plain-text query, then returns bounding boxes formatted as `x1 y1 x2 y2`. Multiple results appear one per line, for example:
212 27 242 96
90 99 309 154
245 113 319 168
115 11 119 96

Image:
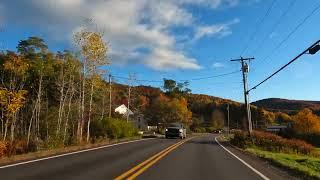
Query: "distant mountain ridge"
252 98 320 115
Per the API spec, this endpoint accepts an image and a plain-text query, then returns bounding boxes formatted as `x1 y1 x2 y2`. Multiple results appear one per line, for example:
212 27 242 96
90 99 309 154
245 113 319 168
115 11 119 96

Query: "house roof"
115 104 134 115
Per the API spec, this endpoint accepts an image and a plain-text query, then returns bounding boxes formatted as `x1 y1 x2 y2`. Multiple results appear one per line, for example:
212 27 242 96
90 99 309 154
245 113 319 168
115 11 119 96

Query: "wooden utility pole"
227 104 230 135
126 73 136 123
231 57 254 135
127 86 131 123
108 74 112 118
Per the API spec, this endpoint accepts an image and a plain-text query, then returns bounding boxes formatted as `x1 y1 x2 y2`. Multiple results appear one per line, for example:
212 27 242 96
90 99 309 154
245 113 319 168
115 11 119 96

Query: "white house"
114 104 149 130
115 104 134 116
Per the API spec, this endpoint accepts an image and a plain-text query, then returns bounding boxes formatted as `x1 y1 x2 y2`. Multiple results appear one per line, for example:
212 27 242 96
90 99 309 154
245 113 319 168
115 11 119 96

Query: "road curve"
0 135 291 180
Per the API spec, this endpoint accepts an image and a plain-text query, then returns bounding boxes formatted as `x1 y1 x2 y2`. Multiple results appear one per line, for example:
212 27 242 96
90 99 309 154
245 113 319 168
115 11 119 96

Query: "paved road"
0 135 291 180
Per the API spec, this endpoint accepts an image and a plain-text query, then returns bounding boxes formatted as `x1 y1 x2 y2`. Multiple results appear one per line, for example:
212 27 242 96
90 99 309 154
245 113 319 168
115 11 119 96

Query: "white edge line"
215 137 270 180
0 138 155 169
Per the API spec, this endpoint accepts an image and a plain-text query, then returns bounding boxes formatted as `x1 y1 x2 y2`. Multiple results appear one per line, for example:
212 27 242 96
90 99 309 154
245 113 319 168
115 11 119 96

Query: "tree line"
1 33 319 155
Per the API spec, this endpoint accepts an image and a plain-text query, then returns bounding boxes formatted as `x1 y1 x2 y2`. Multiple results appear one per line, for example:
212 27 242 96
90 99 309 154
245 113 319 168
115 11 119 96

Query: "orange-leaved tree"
292 108 320 134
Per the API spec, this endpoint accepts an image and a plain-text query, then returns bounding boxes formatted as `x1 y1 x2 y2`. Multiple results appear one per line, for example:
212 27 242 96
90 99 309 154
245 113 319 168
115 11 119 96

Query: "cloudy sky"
1 0 320 102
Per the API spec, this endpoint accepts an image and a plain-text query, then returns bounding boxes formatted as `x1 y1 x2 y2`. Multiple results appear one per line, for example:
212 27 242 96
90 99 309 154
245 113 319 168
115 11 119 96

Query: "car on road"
165 123 187 139
213 129 223 134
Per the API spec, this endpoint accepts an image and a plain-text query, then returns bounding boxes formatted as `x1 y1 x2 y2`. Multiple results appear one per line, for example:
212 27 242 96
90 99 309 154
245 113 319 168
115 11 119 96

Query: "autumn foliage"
291 108 320 134
0 141 6 157
231 130 315 155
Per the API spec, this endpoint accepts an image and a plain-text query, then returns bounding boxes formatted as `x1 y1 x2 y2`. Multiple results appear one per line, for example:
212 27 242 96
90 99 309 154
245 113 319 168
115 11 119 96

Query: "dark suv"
165 123 187 139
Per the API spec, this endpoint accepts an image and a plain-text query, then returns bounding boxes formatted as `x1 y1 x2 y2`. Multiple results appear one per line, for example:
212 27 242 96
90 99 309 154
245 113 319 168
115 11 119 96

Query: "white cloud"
194 18 239 40
1 0 240 70
148 1 193 29
146 48 201 70
212 62 225 68
177 0 239 9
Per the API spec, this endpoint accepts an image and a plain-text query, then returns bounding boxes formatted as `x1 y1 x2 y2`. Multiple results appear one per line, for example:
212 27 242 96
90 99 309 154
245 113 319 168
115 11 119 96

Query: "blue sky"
0 0 320 102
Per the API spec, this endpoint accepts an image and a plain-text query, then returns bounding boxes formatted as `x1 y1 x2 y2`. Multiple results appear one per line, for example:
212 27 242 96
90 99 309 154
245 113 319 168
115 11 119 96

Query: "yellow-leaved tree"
74 29 109 142
1 53 29 142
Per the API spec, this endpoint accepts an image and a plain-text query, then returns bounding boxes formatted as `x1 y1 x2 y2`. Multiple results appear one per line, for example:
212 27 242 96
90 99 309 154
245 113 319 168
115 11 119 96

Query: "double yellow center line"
115 138 192 180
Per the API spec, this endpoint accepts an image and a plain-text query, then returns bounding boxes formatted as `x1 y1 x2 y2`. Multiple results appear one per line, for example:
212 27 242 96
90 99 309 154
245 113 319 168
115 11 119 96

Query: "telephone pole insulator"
308 44 320 55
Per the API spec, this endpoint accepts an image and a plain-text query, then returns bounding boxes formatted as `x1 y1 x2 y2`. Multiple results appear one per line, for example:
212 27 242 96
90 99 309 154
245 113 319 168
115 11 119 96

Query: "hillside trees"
292 108 320 134
211 109 225 129
145 94 192 126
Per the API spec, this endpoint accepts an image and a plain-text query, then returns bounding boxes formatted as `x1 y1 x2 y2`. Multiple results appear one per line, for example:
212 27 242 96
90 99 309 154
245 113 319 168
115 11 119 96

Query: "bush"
92 118 138 139
231 130 315 155
205 127 215 133
0 141 7 157
281 129 320 147
192 127 206 133
4 139 37 156
230 130 249 148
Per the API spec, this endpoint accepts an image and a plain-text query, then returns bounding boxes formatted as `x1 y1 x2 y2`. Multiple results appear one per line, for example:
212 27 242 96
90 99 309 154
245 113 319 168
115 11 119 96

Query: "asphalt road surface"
0 135 292 180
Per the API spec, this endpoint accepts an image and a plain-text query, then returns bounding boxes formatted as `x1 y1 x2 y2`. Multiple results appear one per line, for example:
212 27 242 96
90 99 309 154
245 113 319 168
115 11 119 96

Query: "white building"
115 104 134 116
114 104 147 130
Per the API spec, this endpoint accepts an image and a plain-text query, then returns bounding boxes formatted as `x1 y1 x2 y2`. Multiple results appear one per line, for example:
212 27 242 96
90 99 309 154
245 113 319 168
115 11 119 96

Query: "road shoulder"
0 137 153 167
216 136 299 180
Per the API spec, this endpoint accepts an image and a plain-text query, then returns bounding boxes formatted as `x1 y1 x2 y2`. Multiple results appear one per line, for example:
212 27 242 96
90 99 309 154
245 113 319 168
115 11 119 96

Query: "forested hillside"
253 98 320 115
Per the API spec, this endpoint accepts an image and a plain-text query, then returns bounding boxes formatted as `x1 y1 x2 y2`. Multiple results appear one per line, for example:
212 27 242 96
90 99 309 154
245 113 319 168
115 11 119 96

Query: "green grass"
246 148 320 179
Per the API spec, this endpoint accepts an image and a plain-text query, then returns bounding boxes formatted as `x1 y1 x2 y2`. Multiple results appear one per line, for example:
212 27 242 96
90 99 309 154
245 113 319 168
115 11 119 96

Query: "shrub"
193 127 206 133
230 130 250 148
0 141 7 157
92 118 138 139
231 130 315 155
206 127 216 133
4 139 37 156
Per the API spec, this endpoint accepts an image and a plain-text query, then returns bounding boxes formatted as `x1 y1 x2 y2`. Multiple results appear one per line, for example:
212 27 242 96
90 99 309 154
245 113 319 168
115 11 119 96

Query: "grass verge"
0 136 142 166
246 148 320 179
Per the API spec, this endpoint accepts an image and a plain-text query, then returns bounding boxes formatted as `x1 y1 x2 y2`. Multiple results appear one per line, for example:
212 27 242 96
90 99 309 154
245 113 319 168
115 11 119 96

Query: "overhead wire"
257 2 320 66
248 39 320 92
112 70 241 83
250 0 297 56
240 0 277 56
184 70 241 81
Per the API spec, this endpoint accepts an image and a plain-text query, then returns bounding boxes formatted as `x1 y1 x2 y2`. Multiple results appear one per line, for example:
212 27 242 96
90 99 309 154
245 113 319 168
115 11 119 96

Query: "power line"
258 2 320 66
250 0 297 55
248 40 320 92
113 70 240 83
112 75 162 83
186 70 240 81
240 0 277 56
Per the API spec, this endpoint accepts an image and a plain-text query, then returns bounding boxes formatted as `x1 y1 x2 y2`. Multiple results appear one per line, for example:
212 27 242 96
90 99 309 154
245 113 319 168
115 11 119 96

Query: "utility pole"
108 74 112 118
231 57 254 135
127 73 136 123
227 104 230 136
127 85 131 123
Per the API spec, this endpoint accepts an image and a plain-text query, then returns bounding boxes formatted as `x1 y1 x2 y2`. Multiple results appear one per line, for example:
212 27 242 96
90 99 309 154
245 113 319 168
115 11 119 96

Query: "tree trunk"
3 120 8 141
77 69 82 142
57 67 65 136
10 116 16 143
34 73 43 140
27 100 38 146
86 79 94 143
1 109 3 137
100 92 105 121
63 75 75 144
80 72 85 143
